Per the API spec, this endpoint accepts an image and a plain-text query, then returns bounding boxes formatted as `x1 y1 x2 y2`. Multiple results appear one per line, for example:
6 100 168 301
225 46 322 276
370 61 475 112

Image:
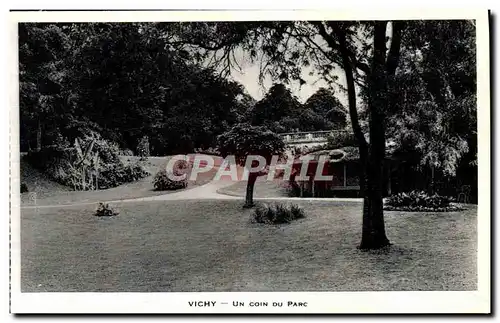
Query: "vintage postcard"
9 9 490 314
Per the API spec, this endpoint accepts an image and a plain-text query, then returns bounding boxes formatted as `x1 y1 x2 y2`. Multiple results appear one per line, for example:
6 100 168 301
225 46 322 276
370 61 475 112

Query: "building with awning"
289 146 398 198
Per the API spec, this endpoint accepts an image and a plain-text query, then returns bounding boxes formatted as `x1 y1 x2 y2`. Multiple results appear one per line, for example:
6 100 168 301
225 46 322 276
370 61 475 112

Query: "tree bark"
244 172 258 208
358 21 404 249
333 25 387 249
333 25 369 196
359 116 390 249
357 22 391 249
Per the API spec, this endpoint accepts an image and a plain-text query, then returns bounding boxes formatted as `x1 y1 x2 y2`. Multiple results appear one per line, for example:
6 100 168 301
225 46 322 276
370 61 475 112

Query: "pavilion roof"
302 144 397 163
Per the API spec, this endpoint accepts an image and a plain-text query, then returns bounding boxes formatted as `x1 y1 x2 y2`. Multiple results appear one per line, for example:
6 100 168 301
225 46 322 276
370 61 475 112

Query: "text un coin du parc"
188 301 307 307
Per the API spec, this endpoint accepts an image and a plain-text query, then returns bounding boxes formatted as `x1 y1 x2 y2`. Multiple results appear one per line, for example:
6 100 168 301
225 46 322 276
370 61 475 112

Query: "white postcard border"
9 9 490 314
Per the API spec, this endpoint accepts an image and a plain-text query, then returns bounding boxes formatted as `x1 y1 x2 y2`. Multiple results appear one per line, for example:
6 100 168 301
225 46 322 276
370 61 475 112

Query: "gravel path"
110 179 241 203
21 177 362 209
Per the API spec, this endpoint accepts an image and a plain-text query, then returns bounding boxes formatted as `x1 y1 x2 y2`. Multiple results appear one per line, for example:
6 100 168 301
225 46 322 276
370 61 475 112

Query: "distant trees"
250 83 301 127
247 84 348 133
304 88 347 129
217 123 285 207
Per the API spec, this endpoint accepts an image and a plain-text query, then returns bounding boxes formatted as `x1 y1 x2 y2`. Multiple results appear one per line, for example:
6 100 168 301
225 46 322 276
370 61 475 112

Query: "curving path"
19 154 365 209
20 177 363 209
19 179 236 209
110 179 241 203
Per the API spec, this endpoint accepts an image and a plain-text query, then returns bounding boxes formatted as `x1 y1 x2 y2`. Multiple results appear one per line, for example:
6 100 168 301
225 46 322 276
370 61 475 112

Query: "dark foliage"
217 123 286 165
19 23 246 155
252 203 305 225
153 169 188 191
24 134 149 190
98 162 150 189
384 191 463 212
20 183 29 193
248 84 347 133
137 136 150 159
194 147 221 156
325 132 358 150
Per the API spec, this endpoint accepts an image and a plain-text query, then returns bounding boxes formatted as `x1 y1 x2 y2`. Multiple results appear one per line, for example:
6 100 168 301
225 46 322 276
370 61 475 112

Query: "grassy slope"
20 158 72 193
21 200 477 292
20 156 221 206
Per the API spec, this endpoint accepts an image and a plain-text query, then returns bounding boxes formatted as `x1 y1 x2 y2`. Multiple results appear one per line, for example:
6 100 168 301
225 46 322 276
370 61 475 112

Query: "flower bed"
384 190 465 212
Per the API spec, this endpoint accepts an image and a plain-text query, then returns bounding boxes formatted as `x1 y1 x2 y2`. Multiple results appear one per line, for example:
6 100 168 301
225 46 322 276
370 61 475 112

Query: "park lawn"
21 199 477 292
20 155 222 206
217 176 290 198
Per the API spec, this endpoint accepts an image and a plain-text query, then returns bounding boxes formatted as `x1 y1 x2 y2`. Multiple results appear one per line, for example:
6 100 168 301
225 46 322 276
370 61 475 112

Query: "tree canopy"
217 123 286 207
217 123 285 165
19 23 247 155
174 19 476 249
246 84 348 133
387 21 476 176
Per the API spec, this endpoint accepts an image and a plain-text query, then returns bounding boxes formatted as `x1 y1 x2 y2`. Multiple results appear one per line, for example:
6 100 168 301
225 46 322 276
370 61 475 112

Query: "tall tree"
19 23 70 151
178 20 405 249
217 123 285 207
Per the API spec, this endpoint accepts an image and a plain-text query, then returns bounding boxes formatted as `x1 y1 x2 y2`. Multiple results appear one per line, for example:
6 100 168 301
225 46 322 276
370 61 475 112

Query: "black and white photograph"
8 9 490 314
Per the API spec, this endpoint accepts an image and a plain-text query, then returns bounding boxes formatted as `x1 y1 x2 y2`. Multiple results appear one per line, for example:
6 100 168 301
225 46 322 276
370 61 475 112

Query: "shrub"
137 135 150 159
119 148 134 156
172 159 190 176
124 162 150 181
153 169 188 191
325 131 358 150
384 190 463 212
94 203 119 217
252 203 305 224
98 162 150 189
24 132 150 191
20 183 29 193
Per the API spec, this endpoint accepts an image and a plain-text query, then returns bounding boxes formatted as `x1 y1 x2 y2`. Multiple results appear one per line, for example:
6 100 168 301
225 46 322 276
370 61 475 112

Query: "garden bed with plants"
24 132 149 191
251 202 305 225
383 191 465 212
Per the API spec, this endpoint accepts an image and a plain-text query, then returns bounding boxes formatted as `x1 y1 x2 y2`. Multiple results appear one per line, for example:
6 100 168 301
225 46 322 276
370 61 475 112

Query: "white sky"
226 48 348 105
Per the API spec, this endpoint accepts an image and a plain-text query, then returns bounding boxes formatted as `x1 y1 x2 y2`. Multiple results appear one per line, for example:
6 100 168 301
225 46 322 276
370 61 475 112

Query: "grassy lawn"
217 177 290 198
21 200 477 292
20 156 221 206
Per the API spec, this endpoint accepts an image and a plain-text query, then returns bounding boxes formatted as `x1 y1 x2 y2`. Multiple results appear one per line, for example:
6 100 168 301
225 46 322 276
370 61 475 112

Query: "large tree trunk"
244 172 258 208
334 25 385 249
325 21 403 249
359 111 390 249
358 21 404 249
359 22 390 249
